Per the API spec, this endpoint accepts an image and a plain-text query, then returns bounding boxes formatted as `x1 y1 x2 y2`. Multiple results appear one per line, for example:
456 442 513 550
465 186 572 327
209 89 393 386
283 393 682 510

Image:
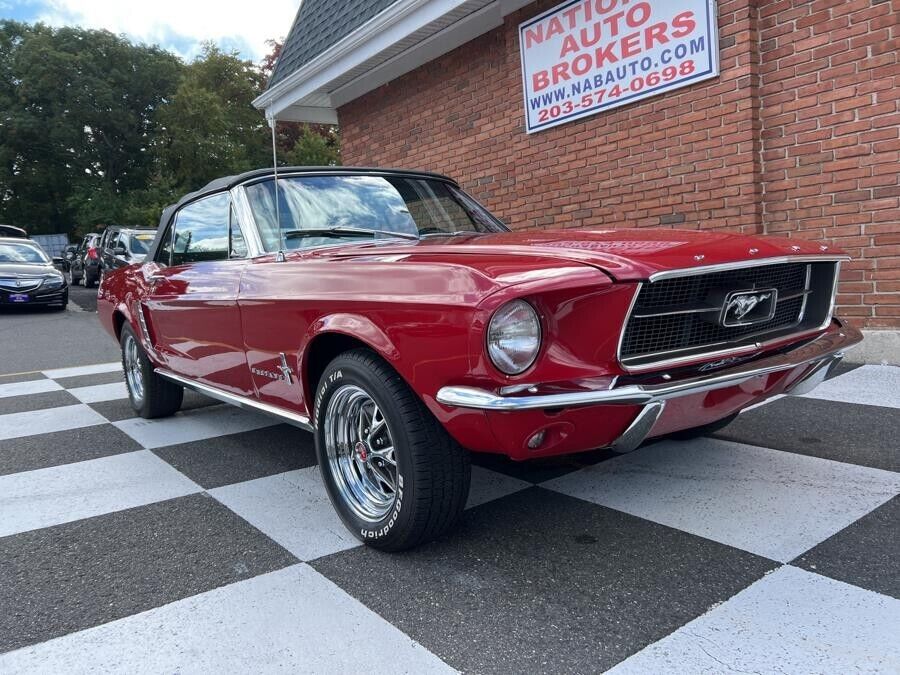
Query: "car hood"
0 262 55 277
316 229 840 281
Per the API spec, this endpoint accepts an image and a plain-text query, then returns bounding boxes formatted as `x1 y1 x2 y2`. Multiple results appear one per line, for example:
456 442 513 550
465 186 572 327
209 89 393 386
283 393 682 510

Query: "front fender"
306 313 401 362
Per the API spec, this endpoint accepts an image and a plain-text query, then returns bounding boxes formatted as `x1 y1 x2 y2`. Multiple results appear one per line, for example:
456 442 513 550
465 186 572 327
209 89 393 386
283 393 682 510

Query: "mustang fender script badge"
251 353 294 384
720 289 778 327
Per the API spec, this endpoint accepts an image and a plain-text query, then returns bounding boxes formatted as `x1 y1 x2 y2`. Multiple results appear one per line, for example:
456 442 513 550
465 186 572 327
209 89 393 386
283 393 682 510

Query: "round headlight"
486 300 541 375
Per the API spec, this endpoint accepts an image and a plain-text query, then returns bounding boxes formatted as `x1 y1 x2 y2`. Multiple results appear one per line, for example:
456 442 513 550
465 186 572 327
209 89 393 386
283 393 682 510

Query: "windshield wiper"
283 226 419 241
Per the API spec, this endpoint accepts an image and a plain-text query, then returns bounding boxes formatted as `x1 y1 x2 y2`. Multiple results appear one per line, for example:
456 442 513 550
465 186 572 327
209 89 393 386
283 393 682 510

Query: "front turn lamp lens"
487 299 541 375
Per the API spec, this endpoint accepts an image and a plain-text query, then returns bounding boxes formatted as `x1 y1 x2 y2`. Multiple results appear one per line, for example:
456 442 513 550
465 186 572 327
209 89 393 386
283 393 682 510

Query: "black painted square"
716 397 899 472
53 370 125 389
89 390 220 422
0 389 78 415
312 487 775 673
152 424 316 489
793 495 899 599
0 493 297 653
0 424 142 476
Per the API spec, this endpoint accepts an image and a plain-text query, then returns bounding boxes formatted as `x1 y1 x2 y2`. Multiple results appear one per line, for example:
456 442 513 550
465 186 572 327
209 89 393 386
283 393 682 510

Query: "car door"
112 232 130 269
103 231 118 271
141 192 253 396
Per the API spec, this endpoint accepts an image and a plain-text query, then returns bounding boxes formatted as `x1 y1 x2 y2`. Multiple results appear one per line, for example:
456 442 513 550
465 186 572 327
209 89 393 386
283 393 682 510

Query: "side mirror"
52 257 65 269
114 245 127 256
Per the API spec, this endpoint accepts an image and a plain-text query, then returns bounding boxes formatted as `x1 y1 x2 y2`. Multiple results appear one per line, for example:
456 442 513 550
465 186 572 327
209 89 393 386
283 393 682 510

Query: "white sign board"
519 0 719 133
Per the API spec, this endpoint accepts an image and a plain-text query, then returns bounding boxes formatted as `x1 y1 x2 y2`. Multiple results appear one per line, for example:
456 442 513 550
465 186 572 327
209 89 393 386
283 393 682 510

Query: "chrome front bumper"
436 323 863 412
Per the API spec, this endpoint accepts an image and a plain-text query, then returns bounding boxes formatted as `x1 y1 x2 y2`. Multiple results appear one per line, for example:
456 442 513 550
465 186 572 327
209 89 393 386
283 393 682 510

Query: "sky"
0 0 300 61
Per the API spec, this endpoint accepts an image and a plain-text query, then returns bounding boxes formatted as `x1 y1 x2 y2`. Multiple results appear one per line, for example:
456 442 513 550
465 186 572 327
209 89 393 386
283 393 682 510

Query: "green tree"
0 21 183 233
155 43 270 192
0 25 341 234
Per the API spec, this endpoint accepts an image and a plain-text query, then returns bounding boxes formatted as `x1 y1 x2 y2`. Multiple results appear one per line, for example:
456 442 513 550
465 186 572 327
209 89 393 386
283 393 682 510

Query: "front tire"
314 349 470 551
120 324 183 418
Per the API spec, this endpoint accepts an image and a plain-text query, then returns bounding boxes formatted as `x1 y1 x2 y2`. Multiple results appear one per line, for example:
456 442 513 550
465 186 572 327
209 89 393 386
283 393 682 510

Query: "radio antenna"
268 114 285 262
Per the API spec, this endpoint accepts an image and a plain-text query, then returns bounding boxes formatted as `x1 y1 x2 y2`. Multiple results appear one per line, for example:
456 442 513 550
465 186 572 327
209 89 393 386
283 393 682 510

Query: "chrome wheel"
324 384 397 522
123 333 144 404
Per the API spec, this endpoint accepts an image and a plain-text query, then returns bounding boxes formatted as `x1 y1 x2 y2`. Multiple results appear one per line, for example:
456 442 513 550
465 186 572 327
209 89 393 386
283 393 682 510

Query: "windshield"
0 242 49 264
128 233 154 255
244 174 506 251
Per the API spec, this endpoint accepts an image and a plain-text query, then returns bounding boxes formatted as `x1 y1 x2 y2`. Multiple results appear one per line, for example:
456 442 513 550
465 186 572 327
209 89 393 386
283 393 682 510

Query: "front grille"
620 261 839 369
0 277 42 292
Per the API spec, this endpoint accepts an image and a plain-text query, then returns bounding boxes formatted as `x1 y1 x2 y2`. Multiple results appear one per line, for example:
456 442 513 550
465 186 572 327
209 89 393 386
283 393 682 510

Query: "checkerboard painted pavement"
0 360 898 673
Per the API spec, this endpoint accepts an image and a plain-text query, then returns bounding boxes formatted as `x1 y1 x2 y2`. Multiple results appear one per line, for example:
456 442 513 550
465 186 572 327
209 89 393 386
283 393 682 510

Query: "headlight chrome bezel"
486 299 542 375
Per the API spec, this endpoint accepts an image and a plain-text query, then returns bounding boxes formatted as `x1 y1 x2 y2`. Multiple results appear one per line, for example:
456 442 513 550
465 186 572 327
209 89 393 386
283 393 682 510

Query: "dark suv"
98 226 155 278
67 233 102 287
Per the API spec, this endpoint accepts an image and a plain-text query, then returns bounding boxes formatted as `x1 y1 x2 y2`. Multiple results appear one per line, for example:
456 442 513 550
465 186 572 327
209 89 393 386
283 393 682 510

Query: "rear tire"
120 324 183 418
314 349 470 551
669 412 739 440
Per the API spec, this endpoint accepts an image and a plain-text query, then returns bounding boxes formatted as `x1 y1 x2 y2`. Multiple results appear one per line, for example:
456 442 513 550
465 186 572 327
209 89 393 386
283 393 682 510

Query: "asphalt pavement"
0 294 898 673
0 285 116 373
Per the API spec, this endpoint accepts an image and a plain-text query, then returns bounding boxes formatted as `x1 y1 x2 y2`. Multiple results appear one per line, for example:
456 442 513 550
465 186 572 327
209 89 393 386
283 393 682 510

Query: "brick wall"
338 0 899 328
758 0 898 327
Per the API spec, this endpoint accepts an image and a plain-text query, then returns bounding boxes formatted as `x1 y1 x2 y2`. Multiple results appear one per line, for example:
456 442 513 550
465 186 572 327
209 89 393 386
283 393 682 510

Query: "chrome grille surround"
618 256 846 372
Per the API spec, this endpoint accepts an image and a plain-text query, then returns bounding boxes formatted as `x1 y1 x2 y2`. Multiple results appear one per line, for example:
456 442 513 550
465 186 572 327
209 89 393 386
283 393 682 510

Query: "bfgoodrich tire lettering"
314 349 470 552
120 324 184 419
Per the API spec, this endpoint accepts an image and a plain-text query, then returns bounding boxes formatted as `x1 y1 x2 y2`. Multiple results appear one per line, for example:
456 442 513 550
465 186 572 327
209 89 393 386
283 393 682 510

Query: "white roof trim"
254 0 531 123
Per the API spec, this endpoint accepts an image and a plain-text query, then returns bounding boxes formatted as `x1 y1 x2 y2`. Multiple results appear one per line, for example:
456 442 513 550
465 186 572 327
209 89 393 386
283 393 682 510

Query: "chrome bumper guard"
436 323 863 412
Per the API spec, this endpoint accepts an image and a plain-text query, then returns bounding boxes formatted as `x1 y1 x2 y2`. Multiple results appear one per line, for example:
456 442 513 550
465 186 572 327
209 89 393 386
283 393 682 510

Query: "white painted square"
210 468 360 561
466 466 531 509
42 362 121 379
68 381 128 404
0 378 61 399
801 364 900 410
544 437 900 562
0 564 455 674
114 404 276 449
609 565 900 674
0 450 200 537
0 404 108 441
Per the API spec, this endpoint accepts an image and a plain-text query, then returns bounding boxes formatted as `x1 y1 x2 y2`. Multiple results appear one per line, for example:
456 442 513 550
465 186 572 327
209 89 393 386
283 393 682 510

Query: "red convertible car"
98 167 861 550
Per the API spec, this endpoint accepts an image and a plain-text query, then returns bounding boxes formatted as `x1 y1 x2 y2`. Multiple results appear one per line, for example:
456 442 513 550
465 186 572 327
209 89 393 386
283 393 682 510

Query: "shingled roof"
268 0 401 88
254 0 533 123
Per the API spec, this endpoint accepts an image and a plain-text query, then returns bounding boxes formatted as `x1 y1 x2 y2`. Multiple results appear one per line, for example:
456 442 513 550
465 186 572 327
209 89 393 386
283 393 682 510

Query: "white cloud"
36 0 299 61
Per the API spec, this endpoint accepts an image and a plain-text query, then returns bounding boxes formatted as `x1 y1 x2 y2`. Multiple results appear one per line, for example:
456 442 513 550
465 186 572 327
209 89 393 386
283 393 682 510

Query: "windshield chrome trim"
233 173 508 254
230 185 266 258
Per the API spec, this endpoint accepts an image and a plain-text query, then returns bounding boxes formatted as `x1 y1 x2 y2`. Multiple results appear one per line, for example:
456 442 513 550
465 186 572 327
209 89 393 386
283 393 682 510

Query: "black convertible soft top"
147 166 457 262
